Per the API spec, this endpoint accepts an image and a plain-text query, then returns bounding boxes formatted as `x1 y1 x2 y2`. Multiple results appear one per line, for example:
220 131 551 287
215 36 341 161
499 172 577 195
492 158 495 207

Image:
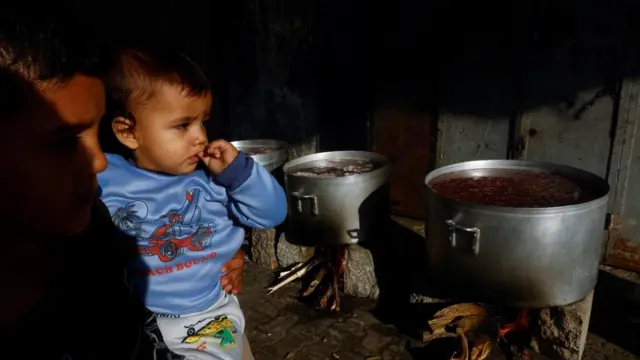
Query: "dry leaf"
426 303 493 346
423 327 458 342
470 335 493 360
434 303 489 319
429 316 455 331
450 327 469 360
455 315 490 333
429 303 489 330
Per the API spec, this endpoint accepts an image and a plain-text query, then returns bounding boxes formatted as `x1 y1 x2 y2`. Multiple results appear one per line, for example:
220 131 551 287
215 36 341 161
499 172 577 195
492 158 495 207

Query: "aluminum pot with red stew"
424 160 609 308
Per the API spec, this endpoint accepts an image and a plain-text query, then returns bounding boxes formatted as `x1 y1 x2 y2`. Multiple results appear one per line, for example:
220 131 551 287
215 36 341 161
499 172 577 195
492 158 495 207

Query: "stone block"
343 245 380 299
276 232 315 268
252 230 380 299
250 230 315 269
530 290 594 360
251 228 279 269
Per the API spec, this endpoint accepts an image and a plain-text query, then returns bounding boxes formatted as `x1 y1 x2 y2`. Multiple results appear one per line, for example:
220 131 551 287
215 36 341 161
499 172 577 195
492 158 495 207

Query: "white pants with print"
156 292 246 360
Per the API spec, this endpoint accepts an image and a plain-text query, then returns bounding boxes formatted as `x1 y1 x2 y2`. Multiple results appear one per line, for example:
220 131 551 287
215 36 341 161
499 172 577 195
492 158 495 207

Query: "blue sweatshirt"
98 152 287 315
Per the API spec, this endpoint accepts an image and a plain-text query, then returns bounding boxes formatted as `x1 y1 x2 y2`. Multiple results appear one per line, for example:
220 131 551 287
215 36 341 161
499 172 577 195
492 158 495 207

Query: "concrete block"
250 230 314 269
530 290 594 360
343 245 380 299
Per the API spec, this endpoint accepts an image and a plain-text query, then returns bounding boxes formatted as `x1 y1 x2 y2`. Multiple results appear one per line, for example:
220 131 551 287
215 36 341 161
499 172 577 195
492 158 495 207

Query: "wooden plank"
372 106 432 219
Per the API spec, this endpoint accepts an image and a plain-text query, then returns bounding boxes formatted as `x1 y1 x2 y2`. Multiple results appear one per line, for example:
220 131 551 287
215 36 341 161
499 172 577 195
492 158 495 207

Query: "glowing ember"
499 308 530 338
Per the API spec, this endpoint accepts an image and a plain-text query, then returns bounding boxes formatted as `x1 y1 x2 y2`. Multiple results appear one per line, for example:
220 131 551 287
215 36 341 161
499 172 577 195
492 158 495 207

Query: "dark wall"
66 0 640 151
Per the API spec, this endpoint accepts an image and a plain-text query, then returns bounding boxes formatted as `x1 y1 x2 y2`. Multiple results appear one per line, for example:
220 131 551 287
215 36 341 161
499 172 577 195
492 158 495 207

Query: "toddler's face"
128 84 212 175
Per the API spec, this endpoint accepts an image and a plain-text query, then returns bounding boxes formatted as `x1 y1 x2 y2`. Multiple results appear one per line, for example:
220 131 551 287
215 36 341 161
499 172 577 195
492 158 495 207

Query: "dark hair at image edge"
0 6 105 119
0 8 104 83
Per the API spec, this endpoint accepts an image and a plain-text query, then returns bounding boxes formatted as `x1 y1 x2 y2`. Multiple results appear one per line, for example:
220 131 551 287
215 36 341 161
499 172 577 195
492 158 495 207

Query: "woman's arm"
220 249 246 294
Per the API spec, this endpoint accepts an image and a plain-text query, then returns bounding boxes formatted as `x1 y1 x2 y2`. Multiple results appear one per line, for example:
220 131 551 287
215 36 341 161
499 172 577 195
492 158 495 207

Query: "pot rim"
425 159 610 213
231 139 289 157
283 150 390 181
231 139 289 168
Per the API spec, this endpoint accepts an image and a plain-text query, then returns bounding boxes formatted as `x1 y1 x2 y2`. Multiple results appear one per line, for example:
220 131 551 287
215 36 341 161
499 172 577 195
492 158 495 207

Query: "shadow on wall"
315 0 640 115
314 0 640 153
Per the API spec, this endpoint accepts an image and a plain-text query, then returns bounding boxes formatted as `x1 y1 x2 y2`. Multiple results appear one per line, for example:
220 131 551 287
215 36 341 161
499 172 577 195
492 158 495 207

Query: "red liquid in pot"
429 169 596 207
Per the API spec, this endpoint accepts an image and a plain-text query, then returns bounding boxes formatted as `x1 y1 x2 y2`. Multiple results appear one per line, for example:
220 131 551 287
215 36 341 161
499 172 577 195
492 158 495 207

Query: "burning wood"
302 267 327 296
499 309 529 338
319 279 334 309
497 309 532 360
266 246 347 312
301 246 347 311
422 303 531 360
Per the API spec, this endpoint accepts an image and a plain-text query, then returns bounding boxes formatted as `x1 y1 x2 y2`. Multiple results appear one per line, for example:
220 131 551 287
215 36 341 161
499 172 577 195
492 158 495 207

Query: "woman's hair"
0 5 104 120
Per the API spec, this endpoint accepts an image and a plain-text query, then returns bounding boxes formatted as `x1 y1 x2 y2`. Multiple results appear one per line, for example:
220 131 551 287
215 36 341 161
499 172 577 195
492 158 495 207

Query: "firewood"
319 282 334 309
331 268 341 311
302 267 327 297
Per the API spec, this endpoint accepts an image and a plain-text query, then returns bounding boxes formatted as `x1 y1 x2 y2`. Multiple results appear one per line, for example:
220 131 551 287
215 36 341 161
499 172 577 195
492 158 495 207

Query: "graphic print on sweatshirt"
112 188 215 264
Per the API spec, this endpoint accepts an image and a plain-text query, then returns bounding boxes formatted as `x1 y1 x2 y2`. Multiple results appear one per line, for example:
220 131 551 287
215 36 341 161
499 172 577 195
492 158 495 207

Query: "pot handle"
347 229 359 239
291 192 319 216
445 220 480 255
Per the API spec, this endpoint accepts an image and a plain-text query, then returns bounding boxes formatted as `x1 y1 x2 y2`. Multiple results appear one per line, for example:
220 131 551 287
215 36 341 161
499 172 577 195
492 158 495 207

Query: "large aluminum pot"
424 160 610 308
284 151 390 246
231 139 289 172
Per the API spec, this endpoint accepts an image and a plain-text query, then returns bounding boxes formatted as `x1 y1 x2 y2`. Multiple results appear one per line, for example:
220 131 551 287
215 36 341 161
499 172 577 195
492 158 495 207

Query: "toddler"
98 48 287 359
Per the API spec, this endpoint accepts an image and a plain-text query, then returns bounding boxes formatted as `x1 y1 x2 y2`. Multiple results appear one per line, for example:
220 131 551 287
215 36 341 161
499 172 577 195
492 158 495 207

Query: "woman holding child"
0 5 280 360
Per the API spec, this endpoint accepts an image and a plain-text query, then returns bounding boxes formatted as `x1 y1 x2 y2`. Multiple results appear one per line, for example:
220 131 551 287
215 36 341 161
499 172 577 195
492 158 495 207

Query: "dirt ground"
238 263 640 360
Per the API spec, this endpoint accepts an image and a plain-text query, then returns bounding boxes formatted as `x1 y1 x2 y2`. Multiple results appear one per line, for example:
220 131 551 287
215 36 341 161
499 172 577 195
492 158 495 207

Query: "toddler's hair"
101 48 210 155
106 48 210 118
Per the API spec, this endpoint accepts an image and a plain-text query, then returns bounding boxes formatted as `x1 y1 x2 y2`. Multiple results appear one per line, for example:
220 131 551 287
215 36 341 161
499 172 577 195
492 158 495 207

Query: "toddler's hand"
199 139 239 175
